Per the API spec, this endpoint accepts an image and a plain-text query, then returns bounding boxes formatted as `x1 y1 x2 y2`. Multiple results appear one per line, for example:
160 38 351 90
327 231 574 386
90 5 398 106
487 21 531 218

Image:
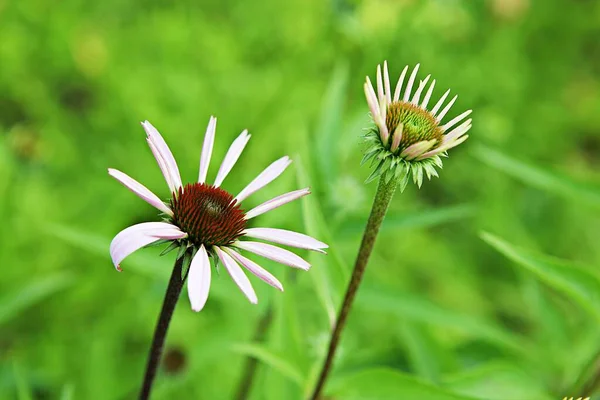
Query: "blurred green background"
2 0 600 399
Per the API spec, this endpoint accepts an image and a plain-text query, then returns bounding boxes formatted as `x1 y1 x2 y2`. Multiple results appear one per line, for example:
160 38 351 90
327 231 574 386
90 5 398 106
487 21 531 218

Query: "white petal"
214 130 250 187
110 222 187 271
245 188 310 220
215 246 257 304
430 89 450 116
393 65 409 102
108 168 172 216
443 119 472 143
364 81 382 126
141 121 182 193
442 110 472 132
435 95 458 122
199 116 217 183
403 64 420 102
417 135 469 160
383 61 392 103
234 241 310 270
244 228 328 253
235 156 291 203
187 245 211 312
411 75 431 105
376 64 385 109
421 79 436 109
400 140 437 161
225 248 283 291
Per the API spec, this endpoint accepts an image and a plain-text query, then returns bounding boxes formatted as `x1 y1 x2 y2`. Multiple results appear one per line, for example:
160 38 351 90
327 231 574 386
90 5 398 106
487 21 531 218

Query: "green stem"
309 177 397 400
139 257 185 400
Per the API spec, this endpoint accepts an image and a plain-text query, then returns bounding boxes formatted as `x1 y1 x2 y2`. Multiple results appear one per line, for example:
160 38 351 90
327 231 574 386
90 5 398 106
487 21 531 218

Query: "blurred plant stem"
234 306 274 400
571 347 600 398
310 177 397 400
139 257 185 400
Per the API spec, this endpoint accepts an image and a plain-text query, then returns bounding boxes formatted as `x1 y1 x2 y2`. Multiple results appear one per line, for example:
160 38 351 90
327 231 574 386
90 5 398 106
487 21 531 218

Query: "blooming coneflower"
362 62 473 190
109 117 327 311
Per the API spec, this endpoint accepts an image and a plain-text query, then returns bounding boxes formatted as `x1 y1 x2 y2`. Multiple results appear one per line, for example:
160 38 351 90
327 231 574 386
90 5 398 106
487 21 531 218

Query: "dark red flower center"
170 183 247 247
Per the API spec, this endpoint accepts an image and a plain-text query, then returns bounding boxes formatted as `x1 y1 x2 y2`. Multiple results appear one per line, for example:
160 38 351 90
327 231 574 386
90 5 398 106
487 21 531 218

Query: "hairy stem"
139 257 185 400
310 177 397 400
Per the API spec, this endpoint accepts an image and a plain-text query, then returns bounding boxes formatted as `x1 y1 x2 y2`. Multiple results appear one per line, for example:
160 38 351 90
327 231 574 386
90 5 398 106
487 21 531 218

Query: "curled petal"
110 222 186 271
108 168 172 216
411 75 431 105
400 140 437 161
215 246 257 304
430 89 450 116
393 65 409 102
141 121 182 193
442 110 472 132
244 228 328 253
436 95 458 122
418 134 469 160
421 79 436 109
443 119 472 144
383 61 392 103
403 64 420 102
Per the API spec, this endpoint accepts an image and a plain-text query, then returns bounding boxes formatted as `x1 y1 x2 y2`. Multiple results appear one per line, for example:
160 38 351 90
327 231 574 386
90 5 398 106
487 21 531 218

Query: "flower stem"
310 177 397 400
139 256 185 400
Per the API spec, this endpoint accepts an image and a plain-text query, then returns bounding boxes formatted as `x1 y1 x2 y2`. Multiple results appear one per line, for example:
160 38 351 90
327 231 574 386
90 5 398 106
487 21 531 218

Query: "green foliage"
1 0 600 399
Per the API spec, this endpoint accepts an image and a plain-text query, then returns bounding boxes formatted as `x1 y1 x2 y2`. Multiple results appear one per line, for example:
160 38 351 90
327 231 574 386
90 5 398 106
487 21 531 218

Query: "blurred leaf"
328 368 477 400
60 384 75 400
481 231 600 321
473 144 600 207
338 204 476 237
399 322 442 383
313 62 349 189
443 362 552 400
231 343 305 387
358 285 527 353
47 224 168 279
0 273 74 326
13 364 32 400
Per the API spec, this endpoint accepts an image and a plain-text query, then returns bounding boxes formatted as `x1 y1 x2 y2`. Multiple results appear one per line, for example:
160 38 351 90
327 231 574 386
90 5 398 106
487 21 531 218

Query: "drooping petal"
108 168 172 216
393 65 409 102
187 245 211 312
403 64 420 102
110 222 187 271
234 156 291 203
400 140 437 161
435 95 458 122
234 241 310 270
244 228 328 253
214 129 251 187
411 75 431 105
141 121 182 193
245 188 310 220
442 110 472 132
215 246 258 304
421 79 436 109
430 89 450 116
225 248 283 291
199 116 217 183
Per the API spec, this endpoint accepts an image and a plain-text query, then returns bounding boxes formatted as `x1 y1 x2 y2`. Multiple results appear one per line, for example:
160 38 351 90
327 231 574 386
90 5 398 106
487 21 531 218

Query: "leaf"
328 368 478 400
472 144 600 207
313 62 349 187
358 285 527 353
338 204 476 238
230 343 305 387
443 362 553 400
0 273 74 326
481 231 600 321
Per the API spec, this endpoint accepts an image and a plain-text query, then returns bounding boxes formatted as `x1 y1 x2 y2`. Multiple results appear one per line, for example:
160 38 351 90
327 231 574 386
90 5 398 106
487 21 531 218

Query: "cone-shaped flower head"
108 117 328 312
363 62 472 190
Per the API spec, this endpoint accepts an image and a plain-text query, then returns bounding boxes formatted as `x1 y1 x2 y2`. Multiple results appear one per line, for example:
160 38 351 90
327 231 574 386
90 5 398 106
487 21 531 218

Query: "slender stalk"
139 257 185 400
310 177 397 400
